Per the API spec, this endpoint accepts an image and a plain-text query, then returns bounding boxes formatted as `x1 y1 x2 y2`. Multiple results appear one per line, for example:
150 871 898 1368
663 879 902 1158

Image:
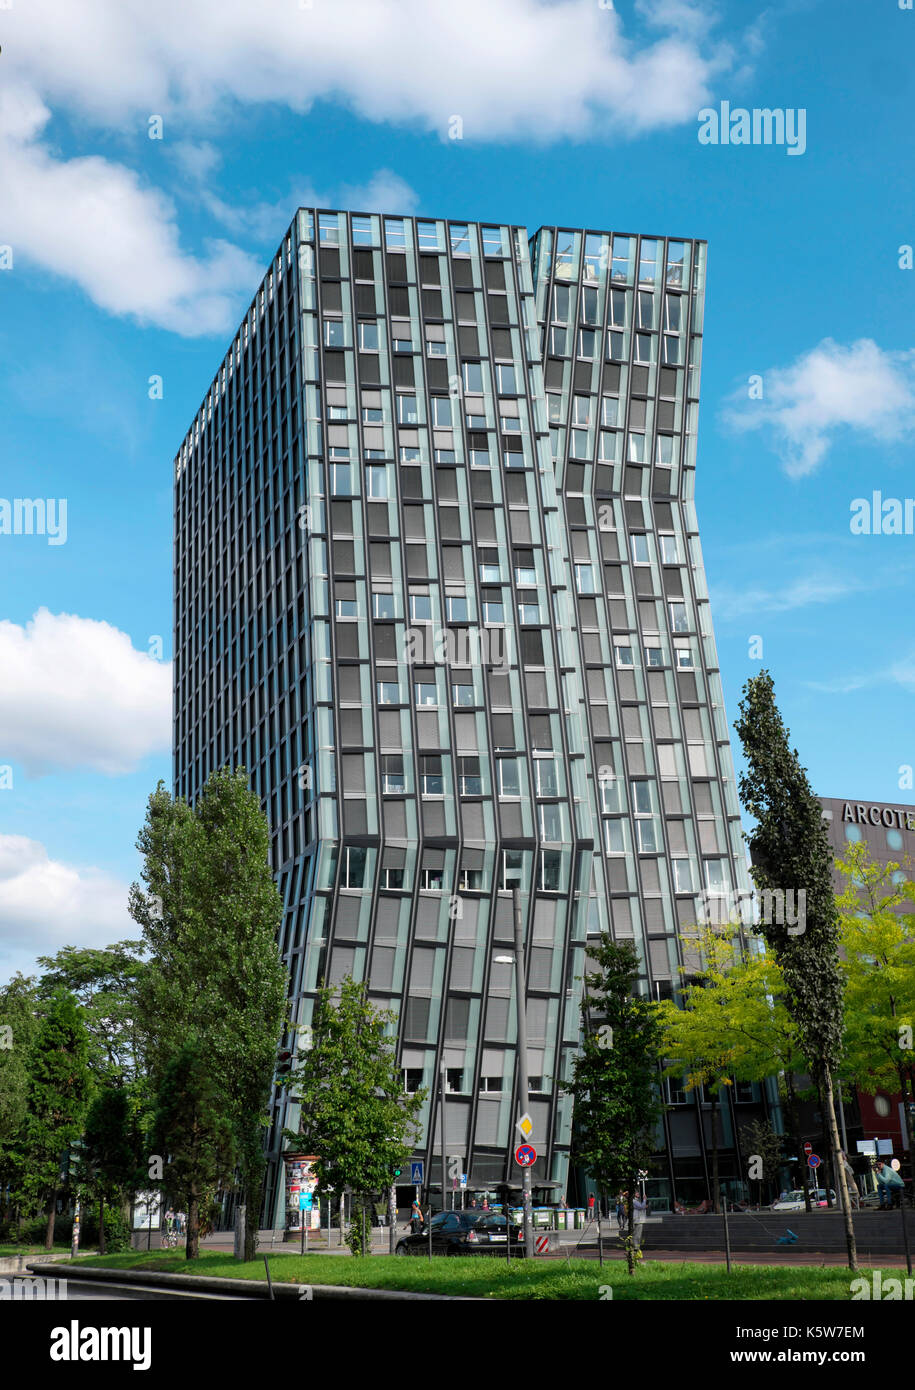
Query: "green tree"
566 938 664 1274
79 1086 144 1254
182 768 286 1261
734 670 857 1270
0 974 41 1230
36 942 148 1085
130 770 287 1261
656 926 801 1208
835 841 915 1157
285 978 423 1256
152 1044 236 1260
22 989 93 1249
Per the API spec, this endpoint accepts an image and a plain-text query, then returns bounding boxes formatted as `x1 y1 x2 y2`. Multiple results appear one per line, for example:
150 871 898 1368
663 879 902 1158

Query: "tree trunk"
625 1187 635 1276
821 1067 857 1272
99 1194 106 1256
186 1195 199 1260
242 1177 260 1263
45 1192 56 1251
710 1095 721 1213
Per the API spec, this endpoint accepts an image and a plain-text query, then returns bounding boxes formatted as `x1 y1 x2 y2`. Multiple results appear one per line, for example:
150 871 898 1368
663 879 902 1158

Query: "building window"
627 432 646 463
538 849 562 891
365 465 388 499
615 644 634 668
630 534 649 565
359 322 379 351
403 1068 423 1094
478 1076 503 1093
432 396 453 428
496 363 518 394
421 755 444 796
459 756 482 796
372 592 395 619
498 759 521 797
381 756 405 794
420 867 444 891
675 648 694 669
669 602 689 633
329 464 352 496
518 602 539 625
572 395 590 427
410 593 433 622
324 320 345 347
447 594 469 622
342 846 367 888
479 560 501 583
482 599 504 624
539 804 563 841
414 681 439 707
659 534 679 564
377 680 400 704
575 564 596 594
397 395 419 425
656 435 674 466
645 644 664 667
534 758 558 796
462 361 484 393
672 859 694 894
446 1068 466 1094
427 338 447 357
578 328 598 359
662 335 681 366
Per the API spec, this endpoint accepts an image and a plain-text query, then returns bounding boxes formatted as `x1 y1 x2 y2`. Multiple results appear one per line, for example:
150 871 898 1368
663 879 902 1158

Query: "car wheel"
394 1243 409 1256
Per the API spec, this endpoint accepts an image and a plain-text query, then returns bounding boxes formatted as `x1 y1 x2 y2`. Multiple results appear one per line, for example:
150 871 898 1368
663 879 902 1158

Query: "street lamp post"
507 886 534 1259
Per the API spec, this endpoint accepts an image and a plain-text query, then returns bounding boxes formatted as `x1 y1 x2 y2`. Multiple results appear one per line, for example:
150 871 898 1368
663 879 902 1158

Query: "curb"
26 1261 485 1301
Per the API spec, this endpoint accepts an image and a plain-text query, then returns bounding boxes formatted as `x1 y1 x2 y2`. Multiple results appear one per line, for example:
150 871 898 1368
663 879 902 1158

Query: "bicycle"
163 1226 181 1249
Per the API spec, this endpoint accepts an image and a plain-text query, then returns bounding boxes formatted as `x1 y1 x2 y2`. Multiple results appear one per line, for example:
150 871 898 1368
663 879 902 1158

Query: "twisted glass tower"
174 210 757 1222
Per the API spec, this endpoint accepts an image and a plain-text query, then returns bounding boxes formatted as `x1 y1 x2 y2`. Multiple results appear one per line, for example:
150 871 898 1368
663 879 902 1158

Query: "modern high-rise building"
173 209 762 1223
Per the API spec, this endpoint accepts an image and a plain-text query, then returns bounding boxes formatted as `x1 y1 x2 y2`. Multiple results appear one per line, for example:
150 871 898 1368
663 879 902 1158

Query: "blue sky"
1 0 913 980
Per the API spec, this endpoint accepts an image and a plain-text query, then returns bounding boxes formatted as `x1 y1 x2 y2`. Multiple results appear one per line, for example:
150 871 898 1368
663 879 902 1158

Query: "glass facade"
174 210 756 1219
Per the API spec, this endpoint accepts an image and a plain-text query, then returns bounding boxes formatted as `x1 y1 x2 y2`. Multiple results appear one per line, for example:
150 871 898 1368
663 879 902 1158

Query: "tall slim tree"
22 989 93 1249
734 670 857 1270
184 768 287 1261
285 978 423 1256
566 938 664 1274
130 770 287 1261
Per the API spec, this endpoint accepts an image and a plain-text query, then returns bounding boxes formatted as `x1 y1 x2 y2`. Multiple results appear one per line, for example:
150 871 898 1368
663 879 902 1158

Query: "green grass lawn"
62 1249 900 1300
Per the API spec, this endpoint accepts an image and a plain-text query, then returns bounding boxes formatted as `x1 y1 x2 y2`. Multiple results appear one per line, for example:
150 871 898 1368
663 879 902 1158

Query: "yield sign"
516 1112 534 1140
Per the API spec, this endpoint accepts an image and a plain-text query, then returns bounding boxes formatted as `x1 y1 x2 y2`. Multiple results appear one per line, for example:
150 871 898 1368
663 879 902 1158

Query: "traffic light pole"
512 886 534 1260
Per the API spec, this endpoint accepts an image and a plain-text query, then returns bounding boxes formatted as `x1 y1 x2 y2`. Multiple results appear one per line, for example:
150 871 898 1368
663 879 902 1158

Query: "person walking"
587 1193 595 1223
410 1198 423 1234
615 1193 626 1232
631 1193 647 1250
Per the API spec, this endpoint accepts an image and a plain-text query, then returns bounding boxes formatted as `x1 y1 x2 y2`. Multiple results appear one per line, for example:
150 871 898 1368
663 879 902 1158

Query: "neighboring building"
819 795 915 1161
173 209 762 1223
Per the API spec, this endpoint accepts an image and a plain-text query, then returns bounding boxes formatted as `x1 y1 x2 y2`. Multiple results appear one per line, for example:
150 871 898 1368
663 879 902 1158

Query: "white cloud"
0 84 262 335
0 609 171 777
0 1 750 331
3 0 731 139
710 571 865 621
0 834 131 982
725 339 915 478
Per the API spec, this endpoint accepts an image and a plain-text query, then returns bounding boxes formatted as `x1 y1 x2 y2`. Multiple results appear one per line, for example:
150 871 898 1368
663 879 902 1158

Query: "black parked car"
394 1210 526 1256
